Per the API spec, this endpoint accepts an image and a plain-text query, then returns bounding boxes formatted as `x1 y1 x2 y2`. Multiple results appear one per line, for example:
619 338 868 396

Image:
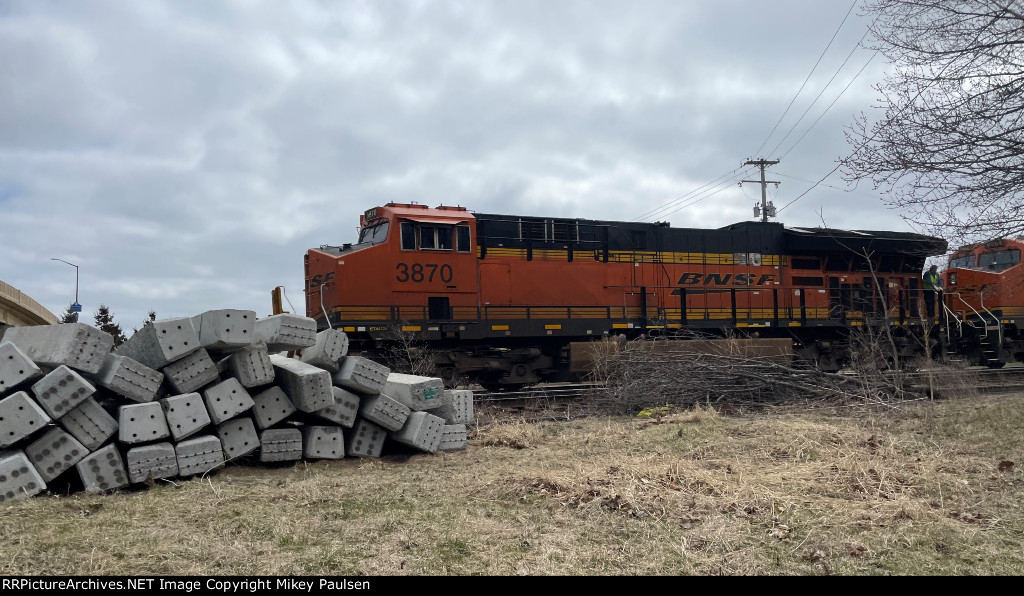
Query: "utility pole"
742 158 780 222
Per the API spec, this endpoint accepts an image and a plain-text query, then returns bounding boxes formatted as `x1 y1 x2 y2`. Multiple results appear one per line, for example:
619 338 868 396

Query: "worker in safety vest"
922 264 942 319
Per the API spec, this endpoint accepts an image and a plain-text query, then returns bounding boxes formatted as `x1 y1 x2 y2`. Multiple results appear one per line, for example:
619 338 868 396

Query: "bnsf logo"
305 272 336 291
675 273 777 286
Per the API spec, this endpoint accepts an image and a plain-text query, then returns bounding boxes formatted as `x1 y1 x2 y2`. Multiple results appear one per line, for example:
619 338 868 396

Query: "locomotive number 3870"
395 263 454 284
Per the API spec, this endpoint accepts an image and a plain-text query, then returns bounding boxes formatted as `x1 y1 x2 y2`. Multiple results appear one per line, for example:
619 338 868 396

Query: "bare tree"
844 1 1024 244
381 323 467 388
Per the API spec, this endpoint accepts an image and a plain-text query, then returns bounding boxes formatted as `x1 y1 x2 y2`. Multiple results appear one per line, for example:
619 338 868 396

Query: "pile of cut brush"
0 311 473 500
589 340 944 414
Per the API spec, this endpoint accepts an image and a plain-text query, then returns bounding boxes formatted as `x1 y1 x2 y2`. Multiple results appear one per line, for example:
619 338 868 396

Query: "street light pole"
51 258 80 318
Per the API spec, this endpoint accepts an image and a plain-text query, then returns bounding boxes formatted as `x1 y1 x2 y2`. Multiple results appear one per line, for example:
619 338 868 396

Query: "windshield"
358 221 389 245
977 249 1020 272
949 255 974 268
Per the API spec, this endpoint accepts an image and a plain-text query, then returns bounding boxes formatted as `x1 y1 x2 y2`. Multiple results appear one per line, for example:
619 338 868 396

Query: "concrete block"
161 348 219 394
175 435 224 477
251 386 296 430
312 387 360 428
254 314 318 352
299 329 349 373
92 354 163 403
0 451 45 501
389 411 444 453
0 341 42 396
269 354 333 412
59 397 118 451
2 323 113 374
359 394 411 432
438 424 468 451
160 393 211 441
220 344 274 388
191 309 255 351
384 373 445 411
115 318 200 369
301 425 345 459
0 391 51 448
126 442 178 484
30 365 95 419
258 428 302 462
431 389 475 425
118 402 170 444
332 356 389 395
202 377 255 425
217 417 259 459
76 444 129 493
24 427 88 482
346 419 386 458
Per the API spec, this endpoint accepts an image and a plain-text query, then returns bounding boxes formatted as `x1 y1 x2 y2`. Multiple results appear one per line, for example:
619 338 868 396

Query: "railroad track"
903 364 1024 395
474 382 605 403
473 364 1024 406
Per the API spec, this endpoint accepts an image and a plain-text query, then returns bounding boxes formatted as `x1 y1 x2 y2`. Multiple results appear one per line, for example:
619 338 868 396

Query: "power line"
778 9 1003 215
779 51 878 159
774 171 883 199
752 0 859 158
654 174 750 220
764 26 874 159
632 165 750 222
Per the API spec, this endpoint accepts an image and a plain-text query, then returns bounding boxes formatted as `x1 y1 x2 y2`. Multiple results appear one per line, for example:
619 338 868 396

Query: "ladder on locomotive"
942 293 1004 367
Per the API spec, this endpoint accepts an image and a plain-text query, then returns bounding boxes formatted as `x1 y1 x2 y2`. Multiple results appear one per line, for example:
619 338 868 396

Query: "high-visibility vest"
923 271 940 291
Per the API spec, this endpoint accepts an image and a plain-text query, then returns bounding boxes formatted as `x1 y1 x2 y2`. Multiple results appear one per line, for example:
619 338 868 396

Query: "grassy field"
1 392 1022 576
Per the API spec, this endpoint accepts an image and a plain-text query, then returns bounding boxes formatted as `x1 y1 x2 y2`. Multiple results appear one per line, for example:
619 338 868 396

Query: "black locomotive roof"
782 225 947 257
473 212 947 257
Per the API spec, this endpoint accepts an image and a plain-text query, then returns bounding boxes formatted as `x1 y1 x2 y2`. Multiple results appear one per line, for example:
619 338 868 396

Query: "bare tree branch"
844 0 1024 244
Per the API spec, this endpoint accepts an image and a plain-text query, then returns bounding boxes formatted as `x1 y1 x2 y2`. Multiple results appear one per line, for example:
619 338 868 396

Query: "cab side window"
401 221 471 251
401 222 416 250
456 225 471 252
420 226 436 250
437 227 452 250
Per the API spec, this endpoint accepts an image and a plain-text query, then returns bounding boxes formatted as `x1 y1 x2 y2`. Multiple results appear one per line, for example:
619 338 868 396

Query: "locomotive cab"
944 239 1023 307
944 238 1024 363
305 203 478 334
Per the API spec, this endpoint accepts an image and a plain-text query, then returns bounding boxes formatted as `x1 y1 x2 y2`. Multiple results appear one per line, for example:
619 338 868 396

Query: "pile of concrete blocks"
0 313 473 501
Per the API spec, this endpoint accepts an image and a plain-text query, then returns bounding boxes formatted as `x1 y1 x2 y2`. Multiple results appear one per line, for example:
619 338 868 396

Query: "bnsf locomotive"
943 237 1024 367
303 203 962 388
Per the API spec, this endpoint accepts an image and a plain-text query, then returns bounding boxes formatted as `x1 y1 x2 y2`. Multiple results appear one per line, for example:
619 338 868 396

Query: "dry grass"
1 393 1023 576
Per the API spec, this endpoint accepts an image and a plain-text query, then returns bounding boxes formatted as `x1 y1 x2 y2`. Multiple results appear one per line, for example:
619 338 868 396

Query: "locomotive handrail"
948 291 990 338
978 293 1003 346
940 297 962 346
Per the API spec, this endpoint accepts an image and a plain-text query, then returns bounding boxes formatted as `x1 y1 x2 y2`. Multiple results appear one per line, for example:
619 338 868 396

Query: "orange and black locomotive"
305 203 950 387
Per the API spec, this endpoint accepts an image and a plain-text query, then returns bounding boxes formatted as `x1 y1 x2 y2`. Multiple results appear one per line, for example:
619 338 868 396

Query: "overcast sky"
1 0 908 329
